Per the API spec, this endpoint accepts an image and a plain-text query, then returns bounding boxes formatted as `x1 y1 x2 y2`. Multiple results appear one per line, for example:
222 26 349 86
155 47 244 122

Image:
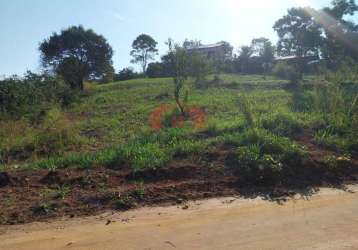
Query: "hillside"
0 74 357 224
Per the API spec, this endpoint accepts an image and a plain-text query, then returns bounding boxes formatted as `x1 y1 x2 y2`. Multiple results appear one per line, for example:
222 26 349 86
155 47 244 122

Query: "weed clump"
34 107 82 156
122 142 169 172
226 128 307 185
261 112 303 137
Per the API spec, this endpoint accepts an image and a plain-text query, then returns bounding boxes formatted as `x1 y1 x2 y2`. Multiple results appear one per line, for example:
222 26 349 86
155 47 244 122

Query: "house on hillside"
274 55 319 64
274 55 320 73
186 42 227 61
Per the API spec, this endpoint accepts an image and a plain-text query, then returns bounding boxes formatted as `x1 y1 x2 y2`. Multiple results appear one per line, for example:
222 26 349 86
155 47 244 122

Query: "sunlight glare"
294 0 311 7
226 0 267 10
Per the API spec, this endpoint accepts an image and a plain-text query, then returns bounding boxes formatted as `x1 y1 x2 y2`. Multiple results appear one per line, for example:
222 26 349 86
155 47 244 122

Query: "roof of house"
186 42 225 51
274 55 318 61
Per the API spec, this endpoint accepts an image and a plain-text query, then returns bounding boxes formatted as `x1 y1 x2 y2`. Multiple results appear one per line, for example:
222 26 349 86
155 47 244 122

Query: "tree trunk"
175 98 185 117
77 75 84 91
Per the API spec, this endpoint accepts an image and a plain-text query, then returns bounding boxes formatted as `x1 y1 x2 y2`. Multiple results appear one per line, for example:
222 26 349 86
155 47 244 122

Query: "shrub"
0 119 36 164
188 52 213 84
115 67 138 81
324 62 358 83
0 72 76 119
323 154 352 172
147 62 168 78
314 128 357 153
228 128 307 184
235 144 283 185
34 108 82 156
273 62 300 82
261 112 303 137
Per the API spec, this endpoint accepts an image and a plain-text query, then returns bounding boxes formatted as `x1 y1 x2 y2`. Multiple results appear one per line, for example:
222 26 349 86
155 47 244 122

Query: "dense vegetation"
1 71 357 179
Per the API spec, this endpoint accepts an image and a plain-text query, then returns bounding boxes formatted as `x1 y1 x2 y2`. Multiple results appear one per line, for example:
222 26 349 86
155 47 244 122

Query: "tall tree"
273 7 322 58
212 41 234 73
166 39 189 115
39 26 113 90
188 52 213 83
324 0 358 20
314 0 358 63
251 38 270 56
130 34 158 73
218 41 234 60
251 38 275 77
237 46 253 74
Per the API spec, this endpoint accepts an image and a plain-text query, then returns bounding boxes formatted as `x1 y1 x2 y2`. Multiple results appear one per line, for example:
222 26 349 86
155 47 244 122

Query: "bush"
273 62 300 82
114 68 139 81
188 52 213 84
323 154 352 172
0 72 76 119
261 112 303 137
227 128 307 184
147 62 169 78
0 119 36 164
235 144 283 185
34 108 82 156
290 86 313 112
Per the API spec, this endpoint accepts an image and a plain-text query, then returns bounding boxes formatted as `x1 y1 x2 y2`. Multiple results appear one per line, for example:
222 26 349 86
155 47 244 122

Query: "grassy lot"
0 73 357 173
1 73 358 224
0 74 284 167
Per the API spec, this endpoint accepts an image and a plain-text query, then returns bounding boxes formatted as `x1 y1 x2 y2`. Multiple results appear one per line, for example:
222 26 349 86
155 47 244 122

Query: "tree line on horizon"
1 0 358 118
119 0 358 80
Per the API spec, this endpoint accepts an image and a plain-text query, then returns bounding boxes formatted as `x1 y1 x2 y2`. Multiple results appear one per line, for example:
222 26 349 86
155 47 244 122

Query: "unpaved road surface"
1 186 358 250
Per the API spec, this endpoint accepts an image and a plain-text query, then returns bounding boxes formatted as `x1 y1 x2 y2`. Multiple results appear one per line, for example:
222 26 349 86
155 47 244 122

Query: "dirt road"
1 186 358 250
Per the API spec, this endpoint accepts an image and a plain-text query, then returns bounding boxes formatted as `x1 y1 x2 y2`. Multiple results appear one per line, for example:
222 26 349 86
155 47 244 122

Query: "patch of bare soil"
2 186 358 250
0 137 357 225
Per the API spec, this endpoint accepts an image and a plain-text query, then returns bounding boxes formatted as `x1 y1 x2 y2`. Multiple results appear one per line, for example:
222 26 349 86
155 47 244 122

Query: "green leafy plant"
122 142 169 172
53 185 71 200
234 144 283 185
261 112 303 137
166 39 189 116
237 94 255 128
228 128 307 184
323 154 352 171
33 202 56 215
34 107 82 156
115 194 136 210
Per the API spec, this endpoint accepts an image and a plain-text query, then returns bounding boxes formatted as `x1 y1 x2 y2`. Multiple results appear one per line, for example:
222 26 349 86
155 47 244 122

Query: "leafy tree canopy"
39 25 113 90
130 34 158 73
273 7 323 57
319 0 358 62
218 41 234 60
324 0 358 20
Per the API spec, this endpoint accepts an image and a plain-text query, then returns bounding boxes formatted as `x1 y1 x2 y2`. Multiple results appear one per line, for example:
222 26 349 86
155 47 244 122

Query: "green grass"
1 73 357 173
227 128 307 184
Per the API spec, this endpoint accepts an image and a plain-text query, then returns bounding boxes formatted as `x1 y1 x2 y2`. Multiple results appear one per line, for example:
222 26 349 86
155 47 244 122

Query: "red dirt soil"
0 137 357 225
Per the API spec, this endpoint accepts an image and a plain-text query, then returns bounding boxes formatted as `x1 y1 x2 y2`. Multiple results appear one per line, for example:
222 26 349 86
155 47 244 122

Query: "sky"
0 0 357 76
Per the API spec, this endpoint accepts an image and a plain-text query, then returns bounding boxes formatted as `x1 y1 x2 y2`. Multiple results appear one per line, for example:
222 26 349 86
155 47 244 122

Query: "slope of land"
1 74 357 224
